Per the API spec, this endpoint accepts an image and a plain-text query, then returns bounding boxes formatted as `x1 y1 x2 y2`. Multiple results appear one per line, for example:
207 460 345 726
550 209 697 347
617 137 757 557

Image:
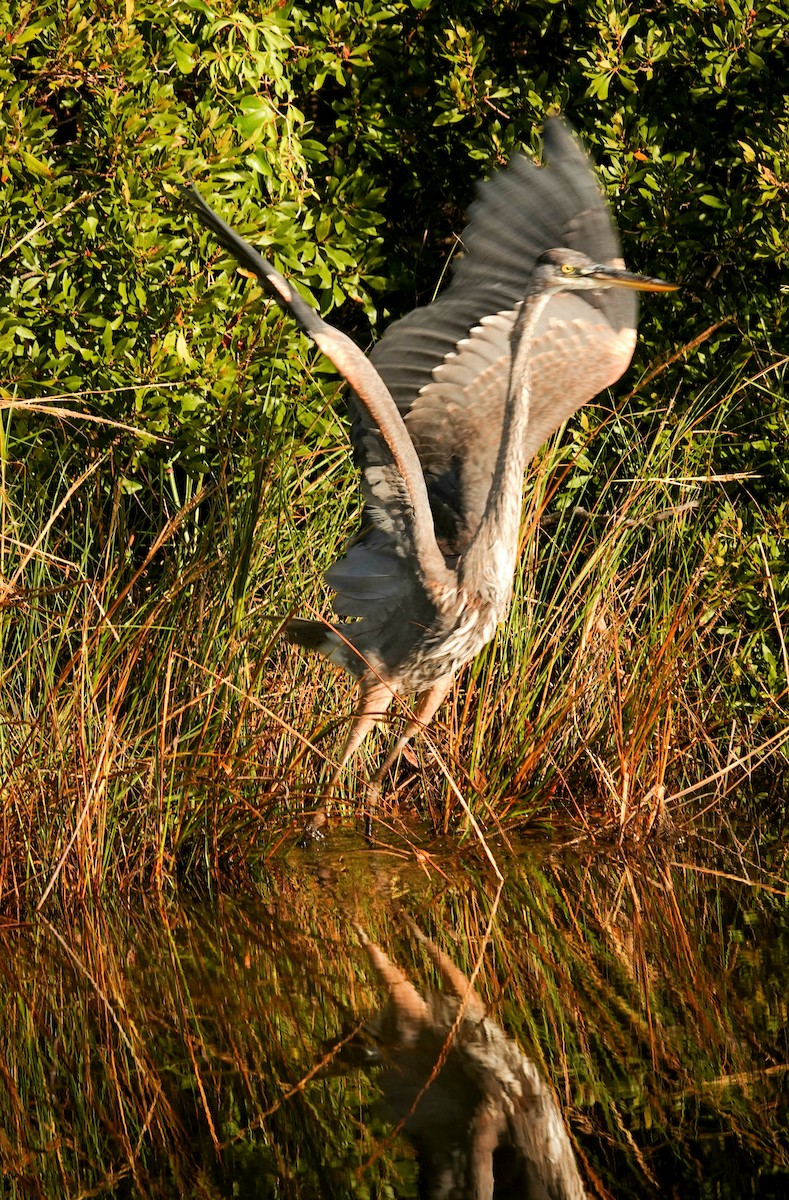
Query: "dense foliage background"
1 0 788 897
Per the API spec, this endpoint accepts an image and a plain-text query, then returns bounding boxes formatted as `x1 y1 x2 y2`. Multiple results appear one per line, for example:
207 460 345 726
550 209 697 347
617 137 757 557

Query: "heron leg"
302 675 452 844
300 677 394 844
328 677 395 791
360 676 452 841
370 675 454 788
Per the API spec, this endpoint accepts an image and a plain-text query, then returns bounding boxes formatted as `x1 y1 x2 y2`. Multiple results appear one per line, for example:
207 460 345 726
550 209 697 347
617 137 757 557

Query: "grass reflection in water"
1 835 787 1198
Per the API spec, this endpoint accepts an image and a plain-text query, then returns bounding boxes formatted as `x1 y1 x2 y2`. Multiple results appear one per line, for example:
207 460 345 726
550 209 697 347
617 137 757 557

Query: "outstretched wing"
358 118 639 551
182 186 449 607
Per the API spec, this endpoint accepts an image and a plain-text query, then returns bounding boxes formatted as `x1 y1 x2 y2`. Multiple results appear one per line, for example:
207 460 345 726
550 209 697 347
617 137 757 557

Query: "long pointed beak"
584 264 679 292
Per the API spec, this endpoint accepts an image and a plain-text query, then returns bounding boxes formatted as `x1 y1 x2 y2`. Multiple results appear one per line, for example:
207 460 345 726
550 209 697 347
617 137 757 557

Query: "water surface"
1 828 787 1197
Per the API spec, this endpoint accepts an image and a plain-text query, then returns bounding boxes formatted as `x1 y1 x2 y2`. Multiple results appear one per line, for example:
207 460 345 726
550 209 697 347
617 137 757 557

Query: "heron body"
183 120 676 815
291 261 567 694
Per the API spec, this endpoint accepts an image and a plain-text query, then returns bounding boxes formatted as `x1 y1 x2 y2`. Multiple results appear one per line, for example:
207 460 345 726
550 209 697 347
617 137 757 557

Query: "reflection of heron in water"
336 920 588 1199
184 121 675 822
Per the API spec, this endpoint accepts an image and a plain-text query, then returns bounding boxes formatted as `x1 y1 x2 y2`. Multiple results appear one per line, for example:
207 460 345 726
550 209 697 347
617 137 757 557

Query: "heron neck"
459 285 554 605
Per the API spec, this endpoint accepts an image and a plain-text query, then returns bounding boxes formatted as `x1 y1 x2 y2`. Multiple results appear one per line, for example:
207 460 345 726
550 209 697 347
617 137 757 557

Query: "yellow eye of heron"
560 263 575 274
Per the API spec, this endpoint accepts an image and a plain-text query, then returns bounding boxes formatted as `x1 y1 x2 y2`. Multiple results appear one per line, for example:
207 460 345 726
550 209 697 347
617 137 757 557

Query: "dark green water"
1 830 787 1197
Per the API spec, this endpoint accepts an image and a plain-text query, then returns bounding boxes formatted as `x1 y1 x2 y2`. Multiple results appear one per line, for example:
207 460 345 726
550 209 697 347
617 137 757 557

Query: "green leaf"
22 151 51 178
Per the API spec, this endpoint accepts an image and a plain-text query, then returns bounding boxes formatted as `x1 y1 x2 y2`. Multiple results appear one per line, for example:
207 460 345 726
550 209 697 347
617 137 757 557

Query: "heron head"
535 248 678 293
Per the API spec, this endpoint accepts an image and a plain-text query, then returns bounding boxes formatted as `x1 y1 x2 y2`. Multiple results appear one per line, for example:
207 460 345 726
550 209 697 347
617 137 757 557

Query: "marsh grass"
417 358 789 837
459 381 750 829
1 347 787 907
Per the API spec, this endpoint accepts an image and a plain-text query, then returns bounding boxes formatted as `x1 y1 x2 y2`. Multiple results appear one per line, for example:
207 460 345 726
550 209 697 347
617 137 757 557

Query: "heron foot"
298 805 328 850
362 780 382 844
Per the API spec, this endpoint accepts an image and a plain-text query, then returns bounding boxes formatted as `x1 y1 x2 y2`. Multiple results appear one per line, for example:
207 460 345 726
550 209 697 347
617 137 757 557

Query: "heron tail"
284 618 367 679
284 618 334 653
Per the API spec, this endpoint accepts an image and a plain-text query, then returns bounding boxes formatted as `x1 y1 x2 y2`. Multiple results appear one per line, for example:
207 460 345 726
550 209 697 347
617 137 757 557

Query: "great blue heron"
184 119 676 827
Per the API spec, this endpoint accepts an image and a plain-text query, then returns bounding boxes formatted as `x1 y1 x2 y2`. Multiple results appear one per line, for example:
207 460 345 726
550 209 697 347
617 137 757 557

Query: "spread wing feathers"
347 117 639 557
182 184 449 599
405 297 636 547
370 118 636 414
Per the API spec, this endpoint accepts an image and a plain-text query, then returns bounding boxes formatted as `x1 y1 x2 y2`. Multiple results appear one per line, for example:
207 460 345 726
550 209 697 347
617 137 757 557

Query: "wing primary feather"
183 185 451 596
182 185 326 340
